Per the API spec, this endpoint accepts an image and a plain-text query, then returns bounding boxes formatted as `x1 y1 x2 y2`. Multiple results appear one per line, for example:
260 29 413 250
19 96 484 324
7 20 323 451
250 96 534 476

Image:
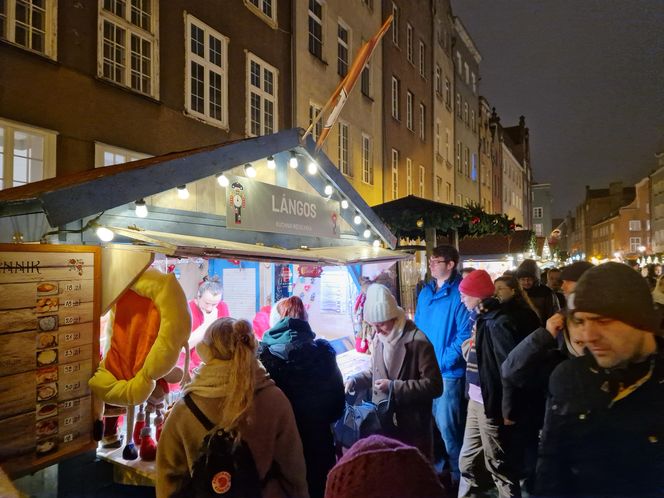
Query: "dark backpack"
172 394 268 498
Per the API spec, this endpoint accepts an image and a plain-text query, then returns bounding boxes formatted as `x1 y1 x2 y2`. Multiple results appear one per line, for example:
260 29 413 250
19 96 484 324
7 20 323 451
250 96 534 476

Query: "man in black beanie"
535 262 664 497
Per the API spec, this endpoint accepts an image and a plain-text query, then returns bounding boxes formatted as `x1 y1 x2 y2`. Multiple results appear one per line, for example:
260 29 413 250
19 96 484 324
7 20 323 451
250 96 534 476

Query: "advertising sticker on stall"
0 244 100 477
225 176 341 239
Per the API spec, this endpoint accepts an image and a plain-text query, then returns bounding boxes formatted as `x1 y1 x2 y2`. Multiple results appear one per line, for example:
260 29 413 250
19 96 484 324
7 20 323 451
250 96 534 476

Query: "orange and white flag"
311 15 393 152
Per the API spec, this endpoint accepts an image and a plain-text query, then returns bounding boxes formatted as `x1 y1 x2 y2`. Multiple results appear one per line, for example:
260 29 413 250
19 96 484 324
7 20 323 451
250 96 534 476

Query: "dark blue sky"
452 0 664 217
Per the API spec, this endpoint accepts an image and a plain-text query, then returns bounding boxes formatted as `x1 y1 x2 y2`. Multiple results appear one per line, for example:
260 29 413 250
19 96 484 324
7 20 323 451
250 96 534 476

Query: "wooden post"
453 229 459 251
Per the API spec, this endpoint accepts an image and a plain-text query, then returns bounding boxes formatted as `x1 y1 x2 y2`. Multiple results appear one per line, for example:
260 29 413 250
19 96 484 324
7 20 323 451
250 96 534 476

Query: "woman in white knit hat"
345 284 443 459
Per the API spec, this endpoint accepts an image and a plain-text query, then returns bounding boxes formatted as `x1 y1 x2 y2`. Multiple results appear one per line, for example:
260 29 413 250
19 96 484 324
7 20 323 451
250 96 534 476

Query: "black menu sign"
0 244 100 477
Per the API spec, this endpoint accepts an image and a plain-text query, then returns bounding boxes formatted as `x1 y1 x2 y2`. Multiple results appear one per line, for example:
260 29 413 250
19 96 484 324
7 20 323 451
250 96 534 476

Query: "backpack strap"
183 393 215 432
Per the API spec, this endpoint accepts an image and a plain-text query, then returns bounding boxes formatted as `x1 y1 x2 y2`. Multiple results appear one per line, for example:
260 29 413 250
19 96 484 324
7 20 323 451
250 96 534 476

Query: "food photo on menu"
37 383 58 402
38 315 58 332
35 297 59 314
37 332 58 350
36 349 58 367
36 282 59 295
36 366 58 385
36 401 58 421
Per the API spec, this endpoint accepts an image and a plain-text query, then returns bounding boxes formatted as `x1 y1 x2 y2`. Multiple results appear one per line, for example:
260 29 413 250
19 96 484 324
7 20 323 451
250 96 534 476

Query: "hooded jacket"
414 272 472 379
515 260 560 323
156 365 309 498
258 318 344 498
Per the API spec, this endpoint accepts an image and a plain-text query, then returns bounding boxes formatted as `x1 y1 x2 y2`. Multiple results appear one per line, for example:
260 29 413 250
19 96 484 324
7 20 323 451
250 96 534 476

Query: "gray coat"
352 319 443 458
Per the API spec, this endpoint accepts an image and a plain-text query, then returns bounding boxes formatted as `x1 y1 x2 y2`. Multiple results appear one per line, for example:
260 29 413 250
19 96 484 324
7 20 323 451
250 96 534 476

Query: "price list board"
0 244 100 478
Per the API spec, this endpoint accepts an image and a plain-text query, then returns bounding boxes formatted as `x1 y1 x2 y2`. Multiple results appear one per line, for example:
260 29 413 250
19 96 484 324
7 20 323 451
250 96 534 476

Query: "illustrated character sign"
229 181 246 224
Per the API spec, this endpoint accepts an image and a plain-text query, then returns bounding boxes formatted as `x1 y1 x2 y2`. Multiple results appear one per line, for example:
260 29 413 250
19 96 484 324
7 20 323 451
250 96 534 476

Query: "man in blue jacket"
415 245 472 487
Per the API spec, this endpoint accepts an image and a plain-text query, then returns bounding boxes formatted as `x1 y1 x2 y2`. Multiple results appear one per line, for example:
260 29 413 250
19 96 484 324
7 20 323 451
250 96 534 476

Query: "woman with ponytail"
157 318 309 498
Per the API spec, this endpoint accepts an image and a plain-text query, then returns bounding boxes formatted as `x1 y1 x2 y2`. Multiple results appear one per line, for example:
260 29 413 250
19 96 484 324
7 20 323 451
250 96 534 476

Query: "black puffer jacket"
258 318 345 498
535 337 664 497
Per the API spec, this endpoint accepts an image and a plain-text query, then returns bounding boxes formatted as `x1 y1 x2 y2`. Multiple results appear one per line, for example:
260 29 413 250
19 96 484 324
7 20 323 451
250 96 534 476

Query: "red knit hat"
325 435 445 498
459 269 495 299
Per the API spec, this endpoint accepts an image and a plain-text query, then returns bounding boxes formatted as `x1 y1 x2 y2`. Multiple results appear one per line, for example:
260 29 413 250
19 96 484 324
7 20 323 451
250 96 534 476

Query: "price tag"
63 432 77 443
60 400 76 410
62 299 80 308
63 283 82 292
63 415 80 427
63 363 80 374
62 347 80 359
63 316 79 325
63 332 81 342
63 381 80 392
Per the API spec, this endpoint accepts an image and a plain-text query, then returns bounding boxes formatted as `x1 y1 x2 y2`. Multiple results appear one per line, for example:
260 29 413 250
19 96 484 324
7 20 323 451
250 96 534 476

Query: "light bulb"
353 214 362 225
373 239 381 248
96 226 114 242
176 185 189 200
135 199 148 218
363 228 371 239
307 161 318 175
217 174 229 187
324 184 333 196
289 152 298 169
244 163 257 178
341 199 349 210
267 155 276 170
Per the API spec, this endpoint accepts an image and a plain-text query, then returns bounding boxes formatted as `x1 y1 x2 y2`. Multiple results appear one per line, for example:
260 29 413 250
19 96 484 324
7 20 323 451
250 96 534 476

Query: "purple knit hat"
325 435 445 498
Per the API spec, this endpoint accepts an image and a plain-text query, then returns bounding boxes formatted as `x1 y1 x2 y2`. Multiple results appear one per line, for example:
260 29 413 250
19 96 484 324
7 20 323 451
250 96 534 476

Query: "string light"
373 239 381 248
176 185 190 200
266 155 276 170
244 163 257 178
340 199 349 209
363 228 371 239
307 161 318 175
216 174 229 187
353 214 362 225
135 199 148 218
324 184 333 196
289 151 299 169
96 226 114 242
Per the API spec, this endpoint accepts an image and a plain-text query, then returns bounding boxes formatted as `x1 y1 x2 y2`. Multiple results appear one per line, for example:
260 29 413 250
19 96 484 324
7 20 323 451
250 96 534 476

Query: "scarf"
377 308 408 368
261 317 315 360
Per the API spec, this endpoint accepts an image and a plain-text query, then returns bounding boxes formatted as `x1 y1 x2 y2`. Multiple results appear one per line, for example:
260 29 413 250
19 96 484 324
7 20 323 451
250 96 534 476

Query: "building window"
308 102 322 140
99 0 158 97
246 52 278 136
419 41 425 77
435 65 442 96
456 93 461 117
630 237 641 253
436 175 442 199
419 103 425 141
533 206 543 218
0 118 57 189
337 21 349 77
391 76 400 120
406 23 413 63
406 91 413 130
629 220 642 231
455 140 461 172
361 64 370 96
457 193 463 206
463 101 469 124
445 128 451 162
185 15 228 128
308 0 323 59
463 146 469 176
391 2 399 46
456 51 461 74
464 62 469 84
391 149 399 199
362 133 373 185
1 0 57 58
435 119 441 156
361 0 374 9
338 121 350 175
471 153 477 181
94 142 149 168
446 182 452 203
406 158 413 195
247 0 275 22
444 78 451 106
470 110 475 132
534 223 543 236
418 165 425 197
471 72 476 94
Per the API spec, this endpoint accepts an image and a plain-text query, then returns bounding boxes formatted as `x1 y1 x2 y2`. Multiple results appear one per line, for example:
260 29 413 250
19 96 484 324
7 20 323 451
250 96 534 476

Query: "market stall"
0 129 409 487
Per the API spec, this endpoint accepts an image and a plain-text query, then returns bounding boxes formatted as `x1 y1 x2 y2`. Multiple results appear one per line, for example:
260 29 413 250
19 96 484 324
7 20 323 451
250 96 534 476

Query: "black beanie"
515 259 540 280
560 261 594 282
572 262 659 333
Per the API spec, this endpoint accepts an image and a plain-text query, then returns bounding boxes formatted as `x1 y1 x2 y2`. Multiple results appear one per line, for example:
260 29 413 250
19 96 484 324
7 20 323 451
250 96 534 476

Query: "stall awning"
108 226 412 266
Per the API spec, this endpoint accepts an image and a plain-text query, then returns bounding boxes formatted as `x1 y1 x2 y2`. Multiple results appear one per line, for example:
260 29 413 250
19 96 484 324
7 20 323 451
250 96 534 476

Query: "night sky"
451 0 664 217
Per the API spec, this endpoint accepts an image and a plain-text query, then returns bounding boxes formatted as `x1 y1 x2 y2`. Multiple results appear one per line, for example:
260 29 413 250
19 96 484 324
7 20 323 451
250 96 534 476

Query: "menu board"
0 244 100 477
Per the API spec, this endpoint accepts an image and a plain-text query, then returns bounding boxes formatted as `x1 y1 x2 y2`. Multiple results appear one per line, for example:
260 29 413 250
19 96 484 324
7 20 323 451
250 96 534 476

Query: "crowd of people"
154 248 664 498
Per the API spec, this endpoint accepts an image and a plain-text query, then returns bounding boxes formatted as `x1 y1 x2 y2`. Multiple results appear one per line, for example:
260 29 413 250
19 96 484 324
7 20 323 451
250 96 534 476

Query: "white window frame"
418 165 425 197
435 65 442 95
245 52 279 137
406 158 413 196
338 121 350 176
406 23 413 63
534 223 543 236
308 102 323 141
470 110 475 132
419 41 425 77
391 2 399 46
629 220 642 231
456 93 461 117
464 62 469 84
391 149 399 199
455 140 461 172
533 206 543 219
0 117 57 190
444 77 451 106
98 0 160 98
391 76 400 120
630 237 641 253
361 63 371 97
308 0 323 59
245 0 277 25
445 128 451 163
435 119 441 156
1 0 57 58
184 14 229 129
419 103 425 141
94 142 150 168
471 72 477 93
337 19 350 77
361 133 373 185
456 51 462 74
406 91 414 130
